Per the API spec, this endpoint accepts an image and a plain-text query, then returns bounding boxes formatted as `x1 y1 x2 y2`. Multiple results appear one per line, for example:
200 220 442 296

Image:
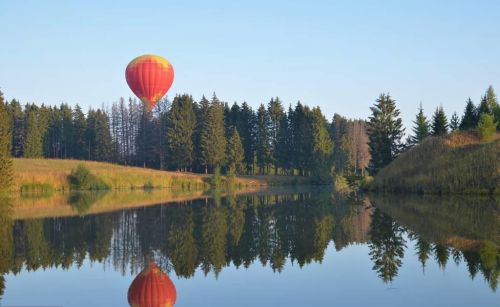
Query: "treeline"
366 86 500 174
0 90 370 182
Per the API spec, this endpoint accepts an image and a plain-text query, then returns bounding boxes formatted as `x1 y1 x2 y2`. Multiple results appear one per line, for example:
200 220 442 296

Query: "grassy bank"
13 158 309 192
368 131 500 194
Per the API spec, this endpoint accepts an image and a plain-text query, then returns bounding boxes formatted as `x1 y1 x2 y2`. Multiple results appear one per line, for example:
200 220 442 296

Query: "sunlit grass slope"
14 159 308 191
369 131 500 194
13 158 304 192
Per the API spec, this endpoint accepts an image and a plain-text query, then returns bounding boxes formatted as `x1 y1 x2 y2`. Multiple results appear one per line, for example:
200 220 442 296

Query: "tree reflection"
368 208 406 283
0 195 13 302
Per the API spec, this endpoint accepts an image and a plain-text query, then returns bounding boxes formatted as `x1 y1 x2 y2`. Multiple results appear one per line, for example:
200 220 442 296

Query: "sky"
1 0 499 129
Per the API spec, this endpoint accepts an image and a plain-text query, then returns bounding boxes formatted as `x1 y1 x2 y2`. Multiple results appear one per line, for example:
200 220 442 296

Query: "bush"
477 113 497 141
68 164 110 190
210 166 222 188
333 175 351 194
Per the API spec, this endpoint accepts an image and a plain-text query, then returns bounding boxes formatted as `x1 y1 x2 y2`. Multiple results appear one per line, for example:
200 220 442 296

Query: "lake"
0 188 498 306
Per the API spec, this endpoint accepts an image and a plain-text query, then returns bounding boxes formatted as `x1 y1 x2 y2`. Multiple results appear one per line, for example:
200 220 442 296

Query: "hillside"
369 131 500 194
13 159 306 192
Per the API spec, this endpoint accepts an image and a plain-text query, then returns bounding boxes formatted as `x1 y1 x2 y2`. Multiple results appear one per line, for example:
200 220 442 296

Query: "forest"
0 85 498 184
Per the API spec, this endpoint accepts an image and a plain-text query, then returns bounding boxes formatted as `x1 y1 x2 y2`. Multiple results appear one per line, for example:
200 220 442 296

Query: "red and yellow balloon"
125 54 174 109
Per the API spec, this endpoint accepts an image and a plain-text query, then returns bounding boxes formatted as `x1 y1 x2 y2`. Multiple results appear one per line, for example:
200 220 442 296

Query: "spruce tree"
367 93 404 174
449 112 459 131
240 102 256 174
477 95 491 116
409 103 430 145
86 109 112 161
459 98 478 130
226 127 245 174
166 94 196 171
136 105 159 168
431 106 448 136
310 107 333 183
267 97 284 173
200 94 226 173
72 105 87 159
60 103 73 158
0 91 13 192
330 113 349 175
255 104 271 174
7 99 24 157
289 102 313 176
23 105 44 158
275 113 291 175
194 95 210 171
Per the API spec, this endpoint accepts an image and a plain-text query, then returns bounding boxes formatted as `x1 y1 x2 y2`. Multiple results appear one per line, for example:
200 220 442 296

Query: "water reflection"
0 189 499 303
128 261 176 307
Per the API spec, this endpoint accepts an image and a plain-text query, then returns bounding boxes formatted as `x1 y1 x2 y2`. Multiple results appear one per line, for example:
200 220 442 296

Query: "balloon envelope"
125 54 174 109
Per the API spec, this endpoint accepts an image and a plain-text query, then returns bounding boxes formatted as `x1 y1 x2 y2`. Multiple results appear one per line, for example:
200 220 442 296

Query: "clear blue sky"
1 0 499 129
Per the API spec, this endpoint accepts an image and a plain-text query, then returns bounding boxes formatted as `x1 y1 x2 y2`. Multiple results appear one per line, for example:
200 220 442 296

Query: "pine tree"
0 91 13 191
409 103 430 145
226 127 245 174
255 104 271 174
431 106 448 136
200 94 226 173
449 112 459 131
367 94 405 174
166 94 196 171
459 98 478 130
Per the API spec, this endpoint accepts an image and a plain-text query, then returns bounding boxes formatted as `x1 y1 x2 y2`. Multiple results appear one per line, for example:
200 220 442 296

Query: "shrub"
68 164 110 190
477 113 497 141
333 175 351 195
210 166 222 188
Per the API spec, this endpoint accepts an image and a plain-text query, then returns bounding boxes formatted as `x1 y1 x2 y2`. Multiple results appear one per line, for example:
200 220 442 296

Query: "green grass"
368 131 500 194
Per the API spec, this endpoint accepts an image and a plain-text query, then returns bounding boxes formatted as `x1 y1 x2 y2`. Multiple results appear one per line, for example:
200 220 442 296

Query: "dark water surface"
0 189 498 306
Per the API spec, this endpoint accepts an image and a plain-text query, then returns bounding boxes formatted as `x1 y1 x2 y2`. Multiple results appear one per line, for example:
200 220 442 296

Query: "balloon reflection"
128 262 176 307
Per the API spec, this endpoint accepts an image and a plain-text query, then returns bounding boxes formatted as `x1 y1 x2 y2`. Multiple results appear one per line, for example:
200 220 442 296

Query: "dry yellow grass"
13 158 306 192
370 131 500 194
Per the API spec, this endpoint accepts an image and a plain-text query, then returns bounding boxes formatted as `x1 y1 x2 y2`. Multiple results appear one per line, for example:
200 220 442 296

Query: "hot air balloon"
125 54 174 109
128 262 177 307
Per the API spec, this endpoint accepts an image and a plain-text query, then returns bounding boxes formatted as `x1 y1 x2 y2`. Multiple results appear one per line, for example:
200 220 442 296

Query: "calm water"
0 189 498 306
